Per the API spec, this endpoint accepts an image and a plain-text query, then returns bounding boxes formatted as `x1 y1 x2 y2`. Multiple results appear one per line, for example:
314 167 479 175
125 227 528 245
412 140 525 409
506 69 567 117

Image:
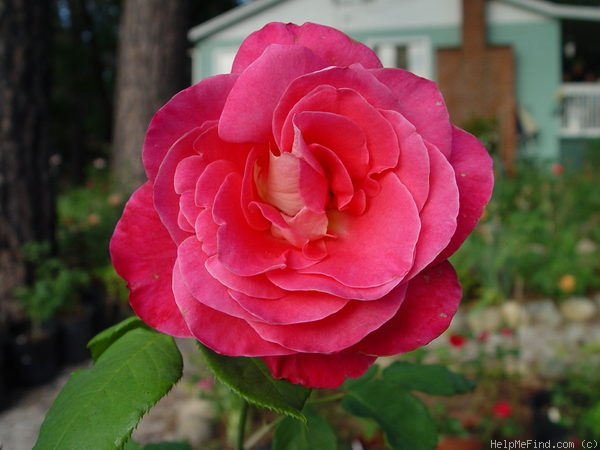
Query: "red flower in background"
492 401 513 419
449 333 468 348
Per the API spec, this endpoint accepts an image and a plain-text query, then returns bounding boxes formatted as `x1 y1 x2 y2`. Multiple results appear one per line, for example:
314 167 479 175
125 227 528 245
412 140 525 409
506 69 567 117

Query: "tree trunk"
110 0 190 195
0 0 54 321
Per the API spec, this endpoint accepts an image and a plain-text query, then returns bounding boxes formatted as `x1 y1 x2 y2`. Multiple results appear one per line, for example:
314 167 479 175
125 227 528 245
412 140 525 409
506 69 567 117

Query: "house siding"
488 20 561 161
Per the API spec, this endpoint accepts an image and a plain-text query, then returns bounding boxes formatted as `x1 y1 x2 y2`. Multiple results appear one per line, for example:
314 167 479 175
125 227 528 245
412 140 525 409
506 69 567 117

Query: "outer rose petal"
353 261 461 355
172 259 293 357
143 74 237 182
232 22 382 74
248 283 406 353
110 183 191 338
435 127 494 262
372 68 452 157
220 44 327 143
403 143 459 280
263 352 377 389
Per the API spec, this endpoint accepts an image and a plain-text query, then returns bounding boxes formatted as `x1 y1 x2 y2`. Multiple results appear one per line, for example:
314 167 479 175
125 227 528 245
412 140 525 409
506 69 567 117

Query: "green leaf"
142 443 193 450
123 441 192 450
342 380 437 450
342 363 380 390
87 316 148 361
34 327 183 450
122 441 142 450
382 361 476 396
197 343 311 421
272 408 337 450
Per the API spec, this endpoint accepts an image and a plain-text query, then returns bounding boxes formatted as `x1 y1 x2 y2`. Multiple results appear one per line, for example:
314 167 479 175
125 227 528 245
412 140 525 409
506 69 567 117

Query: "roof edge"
188 0 288 42
499 0 600 21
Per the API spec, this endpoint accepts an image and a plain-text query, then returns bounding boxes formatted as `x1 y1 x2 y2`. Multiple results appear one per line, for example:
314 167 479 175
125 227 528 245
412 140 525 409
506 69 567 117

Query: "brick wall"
437 0 516 173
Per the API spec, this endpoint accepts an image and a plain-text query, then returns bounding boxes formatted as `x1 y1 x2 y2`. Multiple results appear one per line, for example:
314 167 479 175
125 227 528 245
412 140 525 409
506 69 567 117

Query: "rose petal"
231 289 349 325
110 183 191 338
154 127 204 244
214 173 289 276
172 259 292 356
143 74 237 181
205 255 286 299
220 44 327 143
194 209 218 256
178 236 258 321
353 261 461 355
267 265 401 300
232 22 382 74
292 111 369 180
263 151 304 216
174 155 204 194
274 65 397 148
381 109 430 211
178 191 198 233
297 173 420 289
435 127 494 262
248 284 406 353
278 85 399 175
372 68 452 157
195 160 239 207
404 142 459 280
262 352 377 389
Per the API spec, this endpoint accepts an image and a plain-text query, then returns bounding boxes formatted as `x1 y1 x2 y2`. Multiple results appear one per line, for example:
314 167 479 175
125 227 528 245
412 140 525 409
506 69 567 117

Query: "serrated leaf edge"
35 330 182 450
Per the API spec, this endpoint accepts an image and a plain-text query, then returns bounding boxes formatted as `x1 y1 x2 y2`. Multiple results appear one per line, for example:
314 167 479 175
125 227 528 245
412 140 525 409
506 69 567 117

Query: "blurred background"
0 0 599 448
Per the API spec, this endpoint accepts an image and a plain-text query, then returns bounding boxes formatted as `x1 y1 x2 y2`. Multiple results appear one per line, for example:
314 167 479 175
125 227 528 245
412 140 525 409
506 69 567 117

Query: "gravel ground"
0 364 85 450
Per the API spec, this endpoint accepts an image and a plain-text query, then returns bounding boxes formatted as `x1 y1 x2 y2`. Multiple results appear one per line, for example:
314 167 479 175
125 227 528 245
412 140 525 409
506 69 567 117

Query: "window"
369 36 432 80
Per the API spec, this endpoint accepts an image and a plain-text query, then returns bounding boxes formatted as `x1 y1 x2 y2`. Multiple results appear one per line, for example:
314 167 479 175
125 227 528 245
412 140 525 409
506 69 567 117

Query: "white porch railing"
559 83 600 138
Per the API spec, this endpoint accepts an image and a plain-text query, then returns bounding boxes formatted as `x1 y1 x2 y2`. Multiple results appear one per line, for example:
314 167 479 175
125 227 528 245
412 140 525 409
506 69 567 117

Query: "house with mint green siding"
188 0 600 166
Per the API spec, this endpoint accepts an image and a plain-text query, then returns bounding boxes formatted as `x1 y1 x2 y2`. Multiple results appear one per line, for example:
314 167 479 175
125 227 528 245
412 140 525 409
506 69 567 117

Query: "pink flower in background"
551 163 564 176
110 22 493 388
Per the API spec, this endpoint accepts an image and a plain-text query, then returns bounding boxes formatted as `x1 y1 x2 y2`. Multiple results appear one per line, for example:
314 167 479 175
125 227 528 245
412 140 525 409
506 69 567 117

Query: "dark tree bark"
110 0 190 195
0 0 54 320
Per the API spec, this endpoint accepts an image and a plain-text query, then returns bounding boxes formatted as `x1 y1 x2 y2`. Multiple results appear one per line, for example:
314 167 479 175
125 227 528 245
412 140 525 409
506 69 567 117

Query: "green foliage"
550 361 600 440
123 441 192 450
57 174 124 271
272 408 337 450
382 361 476 396
14 241 90 337
339 361 475 450
451 162 600 302
33 320 183 450
197 343 311 422
462 116 499 156
87 315 147 361
343 381 437 450
273 361 475 450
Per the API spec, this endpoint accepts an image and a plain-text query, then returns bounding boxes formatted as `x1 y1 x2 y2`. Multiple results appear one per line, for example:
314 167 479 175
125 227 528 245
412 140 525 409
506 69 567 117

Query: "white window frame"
367 36 433 80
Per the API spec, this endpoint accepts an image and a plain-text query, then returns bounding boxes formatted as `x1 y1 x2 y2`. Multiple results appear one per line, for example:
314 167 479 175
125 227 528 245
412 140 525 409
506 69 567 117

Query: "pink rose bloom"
110 22 493 388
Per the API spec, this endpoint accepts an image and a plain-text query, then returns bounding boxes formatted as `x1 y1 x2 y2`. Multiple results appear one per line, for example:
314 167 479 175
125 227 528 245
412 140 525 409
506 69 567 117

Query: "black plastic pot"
59 306 93 365
7 323 60 387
